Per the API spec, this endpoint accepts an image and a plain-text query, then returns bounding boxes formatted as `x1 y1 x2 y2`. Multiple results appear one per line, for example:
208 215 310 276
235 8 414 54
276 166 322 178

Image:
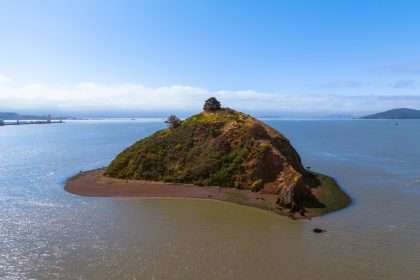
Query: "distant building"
47 114 52 123
0 119 4 126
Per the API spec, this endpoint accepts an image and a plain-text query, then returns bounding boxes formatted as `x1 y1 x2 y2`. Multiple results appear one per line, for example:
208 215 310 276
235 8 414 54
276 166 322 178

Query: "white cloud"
0 74 12 83
0 79 420 114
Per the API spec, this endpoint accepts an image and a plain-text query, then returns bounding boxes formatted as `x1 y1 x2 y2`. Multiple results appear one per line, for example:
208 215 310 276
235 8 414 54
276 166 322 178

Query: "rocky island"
66 98 350 219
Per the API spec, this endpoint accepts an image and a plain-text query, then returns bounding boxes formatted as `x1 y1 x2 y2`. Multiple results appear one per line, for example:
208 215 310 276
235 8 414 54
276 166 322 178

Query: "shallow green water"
1 119 419 279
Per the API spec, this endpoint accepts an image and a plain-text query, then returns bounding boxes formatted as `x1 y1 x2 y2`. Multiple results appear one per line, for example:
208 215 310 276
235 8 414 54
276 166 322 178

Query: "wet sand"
65 169 350 219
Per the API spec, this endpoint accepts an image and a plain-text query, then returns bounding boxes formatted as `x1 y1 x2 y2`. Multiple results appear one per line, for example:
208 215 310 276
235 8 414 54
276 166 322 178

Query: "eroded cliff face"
105 107 317 212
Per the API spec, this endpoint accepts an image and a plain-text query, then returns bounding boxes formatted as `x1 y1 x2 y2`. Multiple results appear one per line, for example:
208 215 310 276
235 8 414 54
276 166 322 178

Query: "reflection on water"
0 119 419 279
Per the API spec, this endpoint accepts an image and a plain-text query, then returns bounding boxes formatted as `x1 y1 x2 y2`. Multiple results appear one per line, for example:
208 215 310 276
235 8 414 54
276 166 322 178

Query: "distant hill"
0 112 70 120
0 112 21 119
361 108 420 119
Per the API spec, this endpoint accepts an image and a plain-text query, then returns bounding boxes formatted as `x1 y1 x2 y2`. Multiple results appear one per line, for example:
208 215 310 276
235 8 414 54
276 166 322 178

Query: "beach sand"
65 169 350 219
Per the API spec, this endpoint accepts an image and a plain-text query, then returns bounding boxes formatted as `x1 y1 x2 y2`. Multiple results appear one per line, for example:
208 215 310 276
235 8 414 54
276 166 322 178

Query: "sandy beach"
65 169 350 219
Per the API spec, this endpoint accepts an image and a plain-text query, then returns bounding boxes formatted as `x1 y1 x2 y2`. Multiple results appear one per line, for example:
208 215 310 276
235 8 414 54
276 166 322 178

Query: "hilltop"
361 108 420 119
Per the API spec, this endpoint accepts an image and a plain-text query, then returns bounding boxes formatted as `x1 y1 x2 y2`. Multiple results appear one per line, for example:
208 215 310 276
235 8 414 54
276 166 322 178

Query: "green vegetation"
181 108 247 126
165 115 182 129
106 108 269 188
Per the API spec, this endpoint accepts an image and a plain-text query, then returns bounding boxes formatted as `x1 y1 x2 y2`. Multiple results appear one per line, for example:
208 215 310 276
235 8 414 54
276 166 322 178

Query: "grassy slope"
105 109 267 188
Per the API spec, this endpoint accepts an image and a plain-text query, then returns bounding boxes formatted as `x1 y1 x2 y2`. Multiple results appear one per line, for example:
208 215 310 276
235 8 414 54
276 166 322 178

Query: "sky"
0 0 420 116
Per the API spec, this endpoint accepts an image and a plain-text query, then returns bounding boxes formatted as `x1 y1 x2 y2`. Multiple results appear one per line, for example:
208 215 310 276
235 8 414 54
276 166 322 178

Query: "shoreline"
65 169 351 219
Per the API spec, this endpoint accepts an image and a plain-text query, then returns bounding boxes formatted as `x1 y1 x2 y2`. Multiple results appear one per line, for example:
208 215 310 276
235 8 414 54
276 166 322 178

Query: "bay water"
1 119 419 279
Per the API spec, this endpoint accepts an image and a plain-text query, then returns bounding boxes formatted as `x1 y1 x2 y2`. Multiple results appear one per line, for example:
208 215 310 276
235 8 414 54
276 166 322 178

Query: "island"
361 108 420 119
66 98 350 219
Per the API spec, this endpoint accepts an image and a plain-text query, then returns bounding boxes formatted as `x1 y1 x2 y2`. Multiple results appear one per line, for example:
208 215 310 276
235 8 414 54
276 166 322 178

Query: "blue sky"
0 0 419 116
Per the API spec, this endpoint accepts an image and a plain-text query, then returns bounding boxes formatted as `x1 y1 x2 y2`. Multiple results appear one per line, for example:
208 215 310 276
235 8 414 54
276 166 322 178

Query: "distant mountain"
361 108 420 119
0 112 21 120
0 112 69 120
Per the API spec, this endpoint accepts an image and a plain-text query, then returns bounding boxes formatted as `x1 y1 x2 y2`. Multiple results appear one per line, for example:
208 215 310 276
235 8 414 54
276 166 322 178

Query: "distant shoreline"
65 169 351 219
